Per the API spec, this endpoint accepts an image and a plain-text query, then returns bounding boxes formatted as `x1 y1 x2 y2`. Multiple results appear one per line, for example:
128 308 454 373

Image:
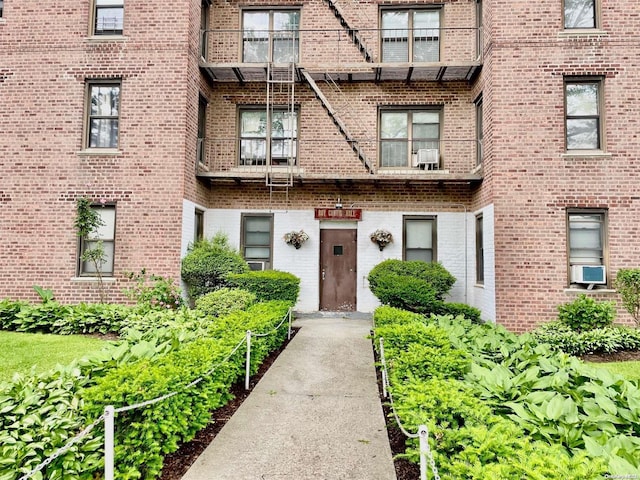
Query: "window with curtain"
239 108 298 166
381 9 440 62
79 206 116 276
380 109 440 168
568 211 606 267
241 214 273 269
242 10 300 63
403 216 436 262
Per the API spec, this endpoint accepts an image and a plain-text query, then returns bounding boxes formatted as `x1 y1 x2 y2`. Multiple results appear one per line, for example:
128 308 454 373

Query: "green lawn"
587 361 640 381
0 331 109 382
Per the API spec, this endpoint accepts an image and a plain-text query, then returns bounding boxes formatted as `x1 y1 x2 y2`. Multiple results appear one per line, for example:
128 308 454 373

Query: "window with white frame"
567 210 607 284
381 8 440 62
239 108 298 166
79 205 116 276
565 79 602 151
403 216 437 262
241 214 273 270
93 0 124 36
380 109 441 168
87 81 120 149
242 10 300 63
564 0 596 29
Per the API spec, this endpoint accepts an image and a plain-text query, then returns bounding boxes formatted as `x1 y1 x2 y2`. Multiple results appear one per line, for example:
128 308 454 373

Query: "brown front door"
319 228 357 311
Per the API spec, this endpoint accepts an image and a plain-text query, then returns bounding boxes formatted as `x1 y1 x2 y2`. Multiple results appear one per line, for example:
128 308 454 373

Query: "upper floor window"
242 10 300 63
565 79 602 150
0 1 4 18
403 216 437 262
79 205 116 276
476 95 483 166
567 210 607 286
201 0 211 58
241 214 273 270
86 81 120 149
93 0 124 36
380 109 441 169
381 9 440 62
564 0 596 29
239 108 298 166
198 94 207 165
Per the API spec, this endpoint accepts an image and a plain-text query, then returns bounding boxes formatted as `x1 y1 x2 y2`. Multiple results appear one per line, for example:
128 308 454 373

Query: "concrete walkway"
181 314 397 480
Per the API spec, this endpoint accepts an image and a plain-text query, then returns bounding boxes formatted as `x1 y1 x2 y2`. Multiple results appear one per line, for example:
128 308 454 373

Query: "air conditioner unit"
413 148 439 169
571 265 606 284
247 261 266 271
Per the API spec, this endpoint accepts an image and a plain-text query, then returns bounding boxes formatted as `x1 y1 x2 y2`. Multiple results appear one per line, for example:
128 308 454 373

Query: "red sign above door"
314 208 363 221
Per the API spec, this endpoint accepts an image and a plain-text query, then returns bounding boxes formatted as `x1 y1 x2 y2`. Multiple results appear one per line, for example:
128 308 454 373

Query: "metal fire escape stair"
323 0 374 63
301 70 374 173
265 62 296 205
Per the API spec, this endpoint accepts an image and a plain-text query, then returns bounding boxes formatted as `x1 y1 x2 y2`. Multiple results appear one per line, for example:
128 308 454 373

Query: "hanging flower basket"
370 229 393 251
284 230 309 249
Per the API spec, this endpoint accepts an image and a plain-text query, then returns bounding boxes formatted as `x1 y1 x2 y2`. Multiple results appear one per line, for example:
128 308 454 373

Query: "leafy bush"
195 288 257 318
368 259 456 301
123 269 184 311
181 234 249 300
557 294 615 332
615 268 640 326
369 273 438 313
434 301 483 323
532 321 640 355
227 270 300 303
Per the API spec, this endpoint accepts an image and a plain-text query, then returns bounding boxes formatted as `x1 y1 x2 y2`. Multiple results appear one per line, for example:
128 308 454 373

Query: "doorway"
319 228 357 311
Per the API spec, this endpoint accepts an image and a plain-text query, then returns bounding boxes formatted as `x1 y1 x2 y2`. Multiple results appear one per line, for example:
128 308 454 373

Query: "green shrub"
615 268 640 326
557 294 615 332
123 269 184 311
181 234 249 300
373 305 424 328
532 321 640 355
368 259 456 300
0 299 29 330
195 288 257 318
391 342 471 382
434 302 483 323
227 270 300 303
369 273 439 313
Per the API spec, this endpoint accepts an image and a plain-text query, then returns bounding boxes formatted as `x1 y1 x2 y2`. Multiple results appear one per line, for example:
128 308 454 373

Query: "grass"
0 330 109 382
587 361 640 381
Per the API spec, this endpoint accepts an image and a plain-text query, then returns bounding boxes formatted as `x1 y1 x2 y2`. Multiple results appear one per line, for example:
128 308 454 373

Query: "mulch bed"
579 350 640 362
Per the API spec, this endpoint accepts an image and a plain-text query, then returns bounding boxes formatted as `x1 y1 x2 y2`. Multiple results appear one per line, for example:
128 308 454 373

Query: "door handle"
322 269 326 281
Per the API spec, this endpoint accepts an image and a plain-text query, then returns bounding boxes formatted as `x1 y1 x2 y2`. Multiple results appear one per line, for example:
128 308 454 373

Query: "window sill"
474 283 484 289
563 287 616 294
71 276 117 283
86 35 127 43
78 148 122 157
561 150 611 159
558 29 608 37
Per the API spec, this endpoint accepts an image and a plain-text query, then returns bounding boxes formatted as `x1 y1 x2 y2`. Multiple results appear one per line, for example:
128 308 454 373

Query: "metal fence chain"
17 414 105 480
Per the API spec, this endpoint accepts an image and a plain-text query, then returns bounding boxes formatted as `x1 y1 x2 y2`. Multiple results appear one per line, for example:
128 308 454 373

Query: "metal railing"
201 27 483 65
197 137 482 175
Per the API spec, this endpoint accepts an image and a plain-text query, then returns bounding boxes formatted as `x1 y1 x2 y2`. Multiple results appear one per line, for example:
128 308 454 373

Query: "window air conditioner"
247 261 266 271
414 148 439 169
571 265 606 284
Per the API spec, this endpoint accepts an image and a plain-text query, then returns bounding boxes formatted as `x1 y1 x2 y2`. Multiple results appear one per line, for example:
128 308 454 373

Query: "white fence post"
379 338 387 399
419 425 428 480
104 405 115 480
245 330 252 390
287 308 292 340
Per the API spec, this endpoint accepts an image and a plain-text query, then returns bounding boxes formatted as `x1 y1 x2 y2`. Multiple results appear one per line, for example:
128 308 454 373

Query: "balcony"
196 137 483 185
199 27 483 83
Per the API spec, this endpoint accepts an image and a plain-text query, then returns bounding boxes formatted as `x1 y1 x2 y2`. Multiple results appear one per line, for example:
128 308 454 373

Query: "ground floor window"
403 215 436 262
567 209 607 286
476 214 484 284
241 213 273 270
79 205 116 276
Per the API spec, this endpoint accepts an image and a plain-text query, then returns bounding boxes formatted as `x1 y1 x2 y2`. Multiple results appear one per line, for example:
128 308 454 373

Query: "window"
0 1 4 18
565 79 602 150
403 216 436 262
86 81 120 149
239 108 298 166
194 210 204 242
242 10 300 63
564 0 596 29
241 214 273 270
476 214 484 284
93 0 124 36
380 109 440 168
197 95 207 165
200 0 210 58
381 9 440 62
476 95 483 166
567 210 607 284
79 205 116 276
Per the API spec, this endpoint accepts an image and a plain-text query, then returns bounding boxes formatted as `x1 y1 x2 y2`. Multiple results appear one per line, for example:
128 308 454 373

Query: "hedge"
227 270 300 303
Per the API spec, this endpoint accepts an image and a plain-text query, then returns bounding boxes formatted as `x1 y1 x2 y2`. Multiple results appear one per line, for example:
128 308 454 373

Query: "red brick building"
0 0 638 330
